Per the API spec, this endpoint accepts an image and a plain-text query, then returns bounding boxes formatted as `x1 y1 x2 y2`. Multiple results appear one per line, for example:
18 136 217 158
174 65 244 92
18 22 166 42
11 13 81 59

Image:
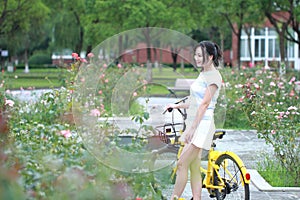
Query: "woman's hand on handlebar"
163 97 190 114
163 103 177 114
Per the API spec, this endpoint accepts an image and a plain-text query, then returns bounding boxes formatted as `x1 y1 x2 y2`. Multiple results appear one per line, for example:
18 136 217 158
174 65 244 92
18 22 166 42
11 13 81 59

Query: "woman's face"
194 46 212 68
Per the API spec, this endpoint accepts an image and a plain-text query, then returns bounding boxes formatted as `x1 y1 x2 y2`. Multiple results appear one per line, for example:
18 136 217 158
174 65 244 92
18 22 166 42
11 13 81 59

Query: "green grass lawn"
5 78 63 90
2 66 198 91
152 67 199 79
6 68 64 77
2 68 66 90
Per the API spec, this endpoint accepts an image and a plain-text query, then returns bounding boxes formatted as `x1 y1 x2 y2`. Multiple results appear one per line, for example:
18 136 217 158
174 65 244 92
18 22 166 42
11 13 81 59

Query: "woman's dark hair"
195 41 223 67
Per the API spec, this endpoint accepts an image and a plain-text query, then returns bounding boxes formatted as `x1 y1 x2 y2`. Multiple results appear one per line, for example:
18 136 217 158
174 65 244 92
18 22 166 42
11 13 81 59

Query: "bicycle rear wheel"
214 154 250 200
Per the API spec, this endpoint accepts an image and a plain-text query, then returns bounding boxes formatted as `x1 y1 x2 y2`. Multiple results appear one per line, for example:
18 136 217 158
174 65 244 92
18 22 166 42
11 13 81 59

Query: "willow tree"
0 0 49 71
44 0 86 54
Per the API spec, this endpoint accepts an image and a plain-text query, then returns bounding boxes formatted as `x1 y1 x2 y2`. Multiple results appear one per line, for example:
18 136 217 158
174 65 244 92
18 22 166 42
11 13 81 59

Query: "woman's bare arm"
167 102 190 109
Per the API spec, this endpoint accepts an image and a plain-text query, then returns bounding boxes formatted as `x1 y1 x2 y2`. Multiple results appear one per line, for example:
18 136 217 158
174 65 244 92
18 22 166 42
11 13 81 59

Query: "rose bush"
0 74 18 134
236 68 300 185
221 69 252 129
3 98 164 199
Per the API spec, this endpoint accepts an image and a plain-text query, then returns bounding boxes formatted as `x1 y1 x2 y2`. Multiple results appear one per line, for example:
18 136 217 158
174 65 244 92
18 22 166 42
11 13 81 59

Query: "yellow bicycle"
154 97 251 200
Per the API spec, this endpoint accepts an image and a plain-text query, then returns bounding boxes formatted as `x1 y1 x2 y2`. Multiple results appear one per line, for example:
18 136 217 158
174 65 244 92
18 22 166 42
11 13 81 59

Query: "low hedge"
15 64 57 69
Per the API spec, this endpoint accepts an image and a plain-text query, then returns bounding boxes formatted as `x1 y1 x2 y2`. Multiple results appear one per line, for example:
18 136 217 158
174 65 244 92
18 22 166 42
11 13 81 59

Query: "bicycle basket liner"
155 126 172 144
155 122 184 144
158 129 169 144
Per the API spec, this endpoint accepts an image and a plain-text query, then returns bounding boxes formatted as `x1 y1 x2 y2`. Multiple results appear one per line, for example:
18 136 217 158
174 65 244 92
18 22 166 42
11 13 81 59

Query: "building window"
268 38 280 58
254 28 265 36
241 39 250 57
268 28 277 36
240 27 297 62
275 40 280 58
255 38 265 58
287 41 294 58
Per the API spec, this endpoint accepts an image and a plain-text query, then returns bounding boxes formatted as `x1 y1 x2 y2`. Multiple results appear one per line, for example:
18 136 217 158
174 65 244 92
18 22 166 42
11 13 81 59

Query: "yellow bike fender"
224 151 251 184
212 151 251 184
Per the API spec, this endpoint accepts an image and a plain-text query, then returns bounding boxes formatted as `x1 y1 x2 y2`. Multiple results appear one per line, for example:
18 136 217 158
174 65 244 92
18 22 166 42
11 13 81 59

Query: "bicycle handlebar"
162 96 188 114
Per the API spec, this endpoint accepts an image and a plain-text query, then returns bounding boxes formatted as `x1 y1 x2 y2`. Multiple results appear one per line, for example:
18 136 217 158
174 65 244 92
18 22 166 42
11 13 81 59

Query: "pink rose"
90 109 101 117
5 99 14 107
289 76 296 84
60 130 72 138
80 58 88 63
87 52 94 58
270 82 276 87
72 53 79 59
289 90 295 97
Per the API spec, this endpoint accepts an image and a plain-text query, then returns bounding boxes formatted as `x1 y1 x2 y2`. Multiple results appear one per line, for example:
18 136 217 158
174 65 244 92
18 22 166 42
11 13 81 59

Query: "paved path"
10 88 52 102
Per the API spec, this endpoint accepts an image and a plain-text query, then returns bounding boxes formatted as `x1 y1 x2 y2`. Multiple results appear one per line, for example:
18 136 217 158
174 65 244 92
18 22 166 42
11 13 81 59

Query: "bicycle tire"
213 154 250 200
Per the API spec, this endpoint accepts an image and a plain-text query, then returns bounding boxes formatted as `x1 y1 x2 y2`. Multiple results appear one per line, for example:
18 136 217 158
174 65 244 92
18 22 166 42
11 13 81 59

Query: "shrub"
10 88 72 125
15 64 56 69
239 68 300 185
220 69 252 129
28 53 52 65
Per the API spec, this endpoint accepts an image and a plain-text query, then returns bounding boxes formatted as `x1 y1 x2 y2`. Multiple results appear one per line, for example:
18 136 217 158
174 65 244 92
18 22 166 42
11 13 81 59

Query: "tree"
286 0 300 48
171 47 180 71
84 0 196 81
194 0 263 69
0 0 49 71
259 0 296 74
242 2 265 65
19 1 50 72
0 0 32 37
44 0 86 54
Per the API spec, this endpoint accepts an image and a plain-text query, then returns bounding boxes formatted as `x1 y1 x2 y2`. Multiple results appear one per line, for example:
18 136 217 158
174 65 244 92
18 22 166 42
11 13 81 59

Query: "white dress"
180 69 222 150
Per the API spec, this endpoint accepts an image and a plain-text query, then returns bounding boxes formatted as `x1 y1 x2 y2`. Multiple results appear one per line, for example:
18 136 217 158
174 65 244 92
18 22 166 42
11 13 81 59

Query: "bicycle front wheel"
214 154 250 200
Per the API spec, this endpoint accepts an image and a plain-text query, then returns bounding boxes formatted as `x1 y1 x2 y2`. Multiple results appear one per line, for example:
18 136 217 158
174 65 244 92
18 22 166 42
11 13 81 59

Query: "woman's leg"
170 144 201 200
190 148 203 200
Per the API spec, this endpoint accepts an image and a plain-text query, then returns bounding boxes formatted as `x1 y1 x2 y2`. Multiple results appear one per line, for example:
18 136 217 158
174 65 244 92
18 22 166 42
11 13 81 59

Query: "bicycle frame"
169 144 251 198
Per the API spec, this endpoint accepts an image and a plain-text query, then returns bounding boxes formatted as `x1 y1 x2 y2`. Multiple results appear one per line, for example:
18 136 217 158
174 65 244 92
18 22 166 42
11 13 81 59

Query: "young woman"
168 41 223 200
